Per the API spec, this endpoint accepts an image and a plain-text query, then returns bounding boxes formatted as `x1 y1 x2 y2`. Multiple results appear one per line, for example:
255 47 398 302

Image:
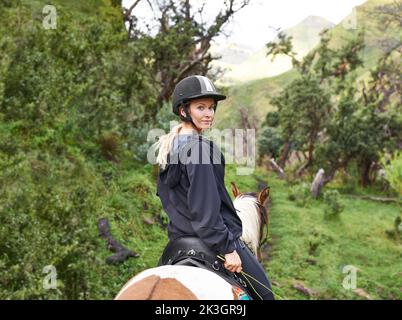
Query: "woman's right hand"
224 250 242 273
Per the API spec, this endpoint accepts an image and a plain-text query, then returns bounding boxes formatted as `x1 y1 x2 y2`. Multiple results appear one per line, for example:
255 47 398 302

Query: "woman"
154 75 274 300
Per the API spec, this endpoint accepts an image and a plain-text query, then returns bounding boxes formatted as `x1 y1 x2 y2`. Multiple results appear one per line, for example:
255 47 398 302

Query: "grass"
100 162 401 300
254 168 402 300
3 0 400 301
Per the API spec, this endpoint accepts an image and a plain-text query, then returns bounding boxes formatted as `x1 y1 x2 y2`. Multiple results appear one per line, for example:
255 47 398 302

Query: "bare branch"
123 0 142 20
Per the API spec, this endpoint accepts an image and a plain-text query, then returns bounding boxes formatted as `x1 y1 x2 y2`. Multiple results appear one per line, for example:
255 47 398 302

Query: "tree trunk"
278 142 291 168
359 159 372 187
296 142 314 177
270 158 285 180
311 169 325 198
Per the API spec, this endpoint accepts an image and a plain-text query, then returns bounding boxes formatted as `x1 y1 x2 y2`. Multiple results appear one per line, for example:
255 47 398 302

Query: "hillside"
214 69 298 129
211 15 335 85
0 0 400 301
215 0 401 130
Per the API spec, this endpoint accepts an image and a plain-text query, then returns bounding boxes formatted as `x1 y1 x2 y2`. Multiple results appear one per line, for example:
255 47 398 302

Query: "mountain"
214 0 401 129
327 0 400 69
211 15 335 85
282 15 336 57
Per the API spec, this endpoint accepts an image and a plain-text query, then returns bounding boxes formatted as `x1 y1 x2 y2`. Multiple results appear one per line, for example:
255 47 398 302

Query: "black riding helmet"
172 75 226 117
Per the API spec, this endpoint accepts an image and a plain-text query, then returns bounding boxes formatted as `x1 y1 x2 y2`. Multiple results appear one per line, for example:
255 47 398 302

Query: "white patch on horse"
115 265 234 300
233 195 261 255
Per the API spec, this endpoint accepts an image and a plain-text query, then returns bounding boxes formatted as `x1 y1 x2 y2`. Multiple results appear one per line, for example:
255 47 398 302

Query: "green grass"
2 142 399 299
2 0 400 300
253 168 402 300
100 163 401 300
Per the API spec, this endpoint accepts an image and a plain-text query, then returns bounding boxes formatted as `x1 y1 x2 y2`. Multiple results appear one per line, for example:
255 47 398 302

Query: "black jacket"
156 134 242 255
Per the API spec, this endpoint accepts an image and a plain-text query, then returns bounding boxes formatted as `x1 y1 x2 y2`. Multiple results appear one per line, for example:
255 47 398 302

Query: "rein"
255 193 270 249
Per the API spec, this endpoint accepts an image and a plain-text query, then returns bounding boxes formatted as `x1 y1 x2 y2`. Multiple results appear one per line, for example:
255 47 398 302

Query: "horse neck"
233 195 261 256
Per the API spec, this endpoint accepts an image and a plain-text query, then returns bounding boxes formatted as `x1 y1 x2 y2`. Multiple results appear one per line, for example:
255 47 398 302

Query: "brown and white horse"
114 182 270 300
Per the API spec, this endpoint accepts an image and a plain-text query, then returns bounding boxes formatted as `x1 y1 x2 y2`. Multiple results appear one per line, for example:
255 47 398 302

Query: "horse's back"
114 265 235 300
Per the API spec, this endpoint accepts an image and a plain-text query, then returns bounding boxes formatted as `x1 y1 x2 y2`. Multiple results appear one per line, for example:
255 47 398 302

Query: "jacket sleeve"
184 140 236 255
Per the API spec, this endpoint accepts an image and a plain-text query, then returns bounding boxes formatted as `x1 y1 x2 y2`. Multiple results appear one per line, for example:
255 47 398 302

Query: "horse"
114 182 270 300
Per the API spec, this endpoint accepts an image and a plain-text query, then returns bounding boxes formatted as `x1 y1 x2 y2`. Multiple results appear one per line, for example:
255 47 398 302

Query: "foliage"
0 1 161 299
0 146 107 299
130 0 251 110
385 216 402 241
323 190 345 219
127 103 178 163
315 88 391 186
266 31 298 66
257 126 283 160
287 182 311 207
259 6 401 187
264 111 280 128
0 0 401 301
0 4 157 160
271 74 332 168
0 0 252 299
381 151 402 196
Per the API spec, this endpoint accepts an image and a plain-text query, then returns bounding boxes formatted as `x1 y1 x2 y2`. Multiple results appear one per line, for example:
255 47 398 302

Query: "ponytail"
154 123 184 170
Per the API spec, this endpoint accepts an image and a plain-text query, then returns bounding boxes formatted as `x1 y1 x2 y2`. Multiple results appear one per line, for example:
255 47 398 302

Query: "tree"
271 75 332 174
122 0 250 119
0 5 158 153
261 14 402 186
266 28 365 89
258 126 283 161
262 29 365 172
315 88 389 187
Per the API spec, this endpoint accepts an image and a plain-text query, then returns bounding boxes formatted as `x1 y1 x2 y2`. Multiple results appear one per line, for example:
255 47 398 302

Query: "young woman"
154 75 274 300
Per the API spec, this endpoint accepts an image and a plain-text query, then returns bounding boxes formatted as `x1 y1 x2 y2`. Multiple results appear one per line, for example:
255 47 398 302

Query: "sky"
122 0 367 50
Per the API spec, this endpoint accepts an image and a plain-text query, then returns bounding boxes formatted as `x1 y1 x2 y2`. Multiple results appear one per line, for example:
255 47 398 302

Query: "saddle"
158 236 251 299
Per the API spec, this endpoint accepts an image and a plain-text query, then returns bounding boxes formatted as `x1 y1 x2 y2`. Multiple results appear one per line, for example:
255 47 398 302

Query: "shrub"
288 182 311 207
323 190 344 219
258 126 284 161
0 150 108 299
381 152 402 196
385 216 401 241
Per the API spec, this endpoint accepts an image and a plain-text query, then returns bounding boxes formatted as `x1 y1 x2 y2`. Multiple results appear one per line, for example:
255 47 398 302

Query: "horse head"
230 182 270 262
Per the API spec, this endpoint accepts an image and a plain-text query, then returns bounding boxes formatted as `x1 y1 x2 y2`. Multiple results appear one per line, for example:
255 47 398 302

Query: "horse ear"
258 186 270 205
231 182 241 198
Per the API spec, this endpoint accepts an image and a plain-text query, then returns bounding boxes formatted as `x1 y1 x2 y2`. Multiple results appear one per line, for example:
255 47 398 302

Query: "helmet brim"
183 92 226 104
173 93 226 115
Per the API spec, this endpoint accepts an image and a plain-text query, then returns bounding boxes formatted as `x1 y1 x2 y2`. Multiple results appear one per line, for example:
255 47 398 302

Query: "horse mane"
233 193 262 255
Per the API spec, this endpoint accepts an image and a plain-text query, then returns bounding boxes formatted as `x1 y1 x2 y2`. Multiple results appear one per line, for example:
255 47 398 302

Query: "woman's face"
180 97 216 130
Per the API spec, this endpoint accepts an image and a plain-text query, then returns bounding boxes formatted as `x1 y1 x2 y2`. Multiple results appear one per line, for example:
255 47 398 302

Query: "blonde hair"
154 123 184 170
